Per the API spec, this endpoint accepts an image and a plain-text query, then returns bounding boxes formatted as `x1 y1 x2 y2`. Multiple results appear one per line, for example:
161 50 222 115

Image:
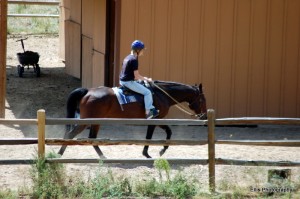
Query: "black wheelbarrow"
16 38 40 77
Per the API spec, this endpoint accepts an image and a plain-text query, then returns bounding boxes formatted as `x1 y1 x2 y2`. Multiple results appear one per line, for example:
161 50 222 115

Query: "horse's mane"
152 80 200 105
153 80 196 91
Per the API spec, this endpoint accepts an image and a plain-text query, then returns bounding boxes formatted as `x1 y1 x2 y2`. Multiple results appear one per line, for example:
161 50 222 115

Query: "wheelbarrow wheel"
35 64 41 77
17 65 24 77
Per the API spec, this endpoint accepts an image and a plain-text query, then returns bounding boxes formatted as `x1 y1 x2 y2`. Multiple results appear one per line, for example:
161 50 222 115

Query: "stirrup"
146 108 159 119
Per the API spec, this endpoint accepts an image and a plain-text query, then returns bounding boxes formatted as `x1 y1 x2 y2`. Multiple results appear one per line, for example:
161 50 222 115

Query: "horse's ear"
199 83 203 92
194 83 198 87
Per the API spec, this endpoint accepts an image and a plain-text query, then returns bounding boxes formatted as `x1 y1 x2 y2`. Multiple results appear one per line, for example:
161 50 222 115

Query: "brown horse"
58 80 207 158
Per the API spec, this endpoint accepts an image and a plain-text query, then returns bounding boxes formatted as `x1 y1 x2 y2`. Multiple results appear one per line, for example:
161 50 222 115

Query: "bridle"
188 93 207 119
152 82 206 119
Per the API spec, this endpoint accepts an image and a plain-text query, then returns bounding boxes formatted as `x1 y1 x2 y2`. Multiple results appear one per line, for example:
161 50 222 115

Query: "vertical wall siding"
120 0 300 118
282 0 300 117
62 0 81 79
81 0 106 87
249 0 268 117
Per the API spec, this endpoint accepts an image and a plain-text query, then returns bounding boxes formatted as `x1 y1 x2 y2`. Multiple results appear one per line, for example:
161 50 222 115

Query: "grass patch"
0 156 200 198
30 152 66 198
8 4 59 34
0 189 17 199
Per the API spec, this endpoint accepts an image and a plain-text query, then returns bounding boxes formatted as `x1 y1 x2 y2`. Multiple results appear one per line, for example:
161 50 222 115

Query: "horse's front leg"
142 125 156 158
89 125 106 159
58 125 87 156
158 125 172 156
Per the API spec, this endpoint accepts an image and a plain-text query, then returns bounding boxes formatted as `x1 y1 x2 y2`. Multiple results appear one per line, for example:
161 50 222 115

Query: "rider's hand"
144 77 152 82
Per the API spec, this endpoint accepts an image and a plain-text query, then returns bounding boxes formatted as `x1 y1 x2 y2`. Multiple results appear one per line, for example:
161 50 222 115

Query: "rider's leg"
120 81 154 114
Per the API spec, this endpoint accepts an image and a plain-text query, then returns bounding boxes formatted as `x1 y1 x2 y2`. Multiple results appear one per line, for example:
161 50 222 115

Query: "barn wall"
81 0 106 87
61 0 106 85
92 0 106 86
119 0 300 118
82 35 93 87
65 20 81 79
60 0 81 79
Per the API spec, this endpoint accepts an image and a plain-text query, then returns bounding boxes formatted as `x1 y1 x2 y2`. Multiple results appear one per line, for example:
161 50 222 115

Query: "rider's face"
139 49 144 56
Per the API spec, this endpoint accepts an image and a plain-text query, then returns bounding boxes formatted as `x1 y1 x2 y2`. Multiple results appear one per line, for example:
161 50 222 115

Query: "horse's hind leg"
142 125 156 158
89 125 105 159
158 125 172 156
58 125 87 156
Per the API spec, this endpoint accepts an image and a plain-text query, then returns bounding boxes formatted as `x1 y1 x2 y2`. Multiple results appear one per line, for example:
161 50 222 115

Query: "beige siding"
248 0 268 117
61 0 81 78
151 0 169 80
120 0 300 118
69 0 81 24
63 0 106 87
217 0 235 117
81 0 106 87
82 36 93 88
91 0 106 86
65 20 81 79
59 2 68 60
81 0 94 88
283 0 300 117
92 52 105 86
93 0 106 54
82 0 94 38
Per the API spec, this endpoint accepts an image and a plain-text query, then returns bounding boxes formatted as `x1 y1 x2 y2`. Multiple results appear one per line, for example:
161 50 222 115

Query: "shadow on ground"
5 65 80 138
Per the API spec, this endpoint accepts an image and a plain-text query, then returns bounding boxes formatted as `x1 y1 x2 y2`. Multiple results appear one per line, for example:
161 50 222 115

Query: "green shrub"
154 158 171 182
81 162 133 198
30 152 65 198
134 159 198 199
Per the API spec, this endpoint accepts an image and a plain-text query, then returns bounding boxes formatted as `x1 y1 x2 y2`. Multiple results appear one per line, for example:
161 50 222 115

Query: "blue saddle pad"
112 87 143 105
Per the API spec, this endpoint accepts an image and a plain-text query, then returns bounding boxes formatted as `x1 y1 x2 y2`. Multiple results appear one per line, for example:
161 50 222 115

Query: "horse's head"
188 84 207 120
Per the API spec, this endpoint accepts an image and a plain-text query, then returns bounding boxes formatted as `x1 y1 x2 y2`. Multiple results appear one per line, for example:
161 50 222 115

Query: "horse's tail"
66 88 88 130
66 87 88 118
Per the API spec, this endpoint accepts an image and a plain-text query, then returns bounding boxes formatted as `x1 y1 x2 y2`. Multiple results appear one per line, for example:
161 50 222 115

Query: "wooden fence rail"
216 117 300 125
8 0 59 5
0 109 300 193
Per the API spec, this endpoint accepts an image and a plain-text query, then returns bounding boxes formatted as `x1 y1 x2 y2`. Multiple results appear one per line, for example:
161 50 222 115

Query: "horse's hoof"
159 149 167 156
100 155 107 159
144 154 152 158
142 152 152 158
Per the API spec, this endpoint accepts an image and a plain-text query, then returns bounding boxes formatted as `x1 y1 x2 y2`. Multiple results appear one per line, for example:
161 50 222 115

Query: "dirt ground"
1 35 300 194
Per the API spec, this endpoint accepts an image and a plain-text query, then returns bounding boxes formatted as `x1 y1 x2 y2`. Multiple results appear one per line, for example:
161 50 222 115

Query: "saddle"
119 80 154 95
112 80 154 106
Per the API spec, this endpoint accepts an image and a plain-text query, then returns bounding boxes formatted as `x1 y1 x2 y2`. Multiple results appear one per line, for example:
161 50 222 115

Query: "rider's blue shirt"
119 54 138 81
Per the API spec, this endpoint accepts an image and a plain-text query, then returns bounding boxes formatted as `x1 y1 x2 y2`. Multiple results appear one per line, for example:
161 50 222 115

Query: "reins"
152 82 201 118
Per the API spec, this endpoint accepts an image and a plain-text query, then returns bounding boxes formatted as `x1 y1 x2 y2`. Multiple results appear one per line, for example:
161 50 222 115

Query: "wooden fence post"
0 0 7 118
37 109 46 158
207 109 216 193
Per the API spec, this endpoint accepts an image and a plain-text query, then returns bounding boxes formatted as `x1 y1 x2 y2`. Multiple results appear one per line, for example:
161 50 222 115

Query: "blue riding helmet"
131 40 145 51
